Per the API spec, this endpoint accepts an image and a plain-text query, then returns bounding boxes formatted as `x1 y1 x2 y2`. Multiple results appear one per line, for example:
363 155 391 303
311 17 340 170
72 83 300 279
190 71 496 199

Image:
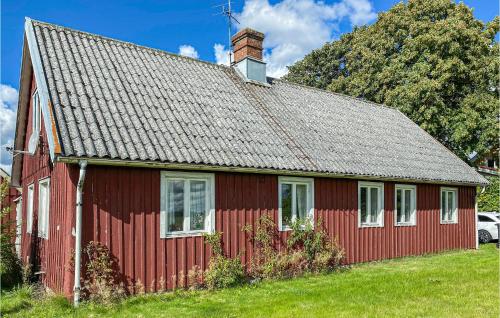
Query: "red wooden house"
10 19 487 303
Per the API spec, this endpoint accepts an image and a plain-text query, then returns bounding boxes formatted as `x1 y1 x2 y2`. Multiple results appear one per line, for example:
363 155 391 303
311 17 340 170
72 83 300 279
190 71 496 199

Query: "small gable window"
358 181 384 227
38 178 50 239
28 89 41 153
395 184 416 226
160 171 215 238
278 176 314 230
440 187 458 224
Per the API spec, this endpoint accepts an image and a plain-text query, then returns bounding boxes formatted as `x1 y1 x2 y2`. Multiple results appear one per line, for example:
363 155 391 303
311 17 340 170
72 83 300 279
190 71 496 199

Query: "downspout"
73 160 87 306
475 186 486 249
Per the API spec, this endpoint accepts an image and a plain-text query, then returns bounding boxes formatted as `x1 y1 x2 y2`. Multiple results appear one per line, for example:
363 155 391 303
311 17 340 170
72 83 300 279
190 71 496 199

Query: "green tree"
478 176 499 212
0 179 22 289
285 0 499 162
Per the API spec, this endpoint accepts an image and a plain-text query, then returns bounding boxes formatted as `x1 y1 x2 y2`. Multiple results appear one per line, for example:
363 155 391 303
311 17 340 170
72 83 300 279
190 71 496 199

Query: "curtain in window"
296 184 307 220
396 189 402 223
360 187 367 224
447 191 454 221
370 187 378 223
167 180 184 232
404 189 411 222
190 181 206 231
281 183 292 227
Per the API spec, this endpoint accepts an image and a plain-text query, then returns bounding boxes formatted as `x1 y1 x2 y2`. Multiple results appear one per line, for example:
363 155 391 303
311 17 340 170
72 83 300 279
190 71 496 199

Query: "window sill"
395 223 416 227
161 231 210 239
440 221 458 225
279 224 312 232
359 223 384 228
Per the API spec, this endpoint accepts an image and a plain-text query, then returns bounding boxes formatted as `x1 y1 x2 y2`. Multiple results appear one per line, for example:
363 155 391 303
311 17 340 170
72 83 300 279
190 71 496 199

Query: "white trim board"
25 18 60 161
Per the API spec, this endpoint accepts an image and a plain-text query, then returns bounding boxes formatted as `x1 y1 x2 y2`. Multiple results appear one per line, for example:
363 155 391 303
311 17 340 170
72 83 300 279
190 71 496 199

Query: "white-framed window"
26 183 34 234
160 171 215 238
440 187 458 224
15 197 22 257
28 89 41 153
33 90 41 134
395 184 417 226
278 176 314 231
358 181 384 227
38 178 50 239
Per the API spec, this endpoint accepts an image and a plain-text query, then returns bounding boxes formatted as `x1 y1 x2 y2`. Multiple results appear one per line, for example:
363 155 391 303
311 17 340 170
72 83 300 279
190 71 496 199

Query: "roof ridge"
272 77 399 112
27 17 230 71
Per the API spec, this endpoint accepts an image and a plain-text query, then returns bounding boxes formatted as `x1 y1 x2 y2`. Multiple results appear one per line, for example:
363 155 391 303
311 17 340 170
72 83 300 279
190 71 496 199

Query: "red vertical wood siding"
315 179 476 264
18 72 78 295
80 167 476 295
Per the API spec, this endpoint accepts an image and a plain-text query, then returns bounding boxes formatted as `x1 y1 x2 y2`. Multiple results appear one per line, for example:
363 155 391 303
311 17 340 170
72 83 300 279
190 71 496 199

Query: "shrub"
287 218 326 265
82 241 125 304
311 240 345 273
204 255 245 290
286 218 344 272
203 232 245 290
187 265 204 290
242 213 279 278
0 179 22 289
244 215 345 279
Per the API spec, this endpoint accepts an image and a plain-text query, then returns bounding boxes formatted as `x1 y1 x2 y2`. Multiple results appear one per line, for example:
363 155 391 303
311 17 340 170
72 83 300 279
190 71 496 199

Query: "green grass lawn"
1 244 498 317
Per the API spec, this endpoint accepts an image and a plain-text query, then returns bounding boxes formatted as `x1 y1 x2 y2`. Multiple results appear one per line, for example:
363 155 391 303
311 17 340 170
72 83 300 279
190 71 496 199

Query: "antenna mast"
216 0 240 65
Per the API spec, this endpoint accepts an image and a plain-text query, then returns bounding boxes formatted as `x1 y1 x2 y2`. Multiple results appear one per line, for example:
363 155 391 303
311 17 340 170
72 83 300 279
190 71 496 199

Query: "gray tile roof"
30 19 487 185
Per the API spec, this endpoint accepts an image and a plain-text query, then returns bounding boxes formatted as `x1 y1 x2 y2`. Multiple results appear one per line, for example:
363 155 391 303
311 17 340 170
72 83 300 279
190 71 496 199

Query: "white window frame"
160 171 215 238
15 197 22 257
26 183 34 234
440 187 458 224
358 181 384 228
278 176 314 231
38 177 50 239
33 90 41 135
394 184 417 226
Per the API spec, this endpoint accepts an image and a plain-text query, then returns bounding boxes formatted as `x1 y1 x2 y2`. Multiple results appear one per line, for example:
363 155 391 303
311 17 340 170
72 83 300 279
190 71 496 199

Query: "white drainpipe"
73 160 87 306
475 186 486 249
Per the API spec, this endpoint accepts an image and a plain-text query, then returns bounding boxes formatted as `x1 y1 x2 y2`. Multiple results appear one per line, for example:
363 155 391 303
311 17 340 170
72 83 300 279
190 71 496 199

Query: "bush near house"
0 179 22 289
478 176 499 212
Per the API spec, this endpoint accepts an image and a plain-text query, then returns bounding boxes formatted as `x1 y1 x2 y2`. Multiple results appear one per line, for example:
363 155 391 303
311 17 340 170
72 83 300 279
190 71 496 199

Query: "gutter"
475 186 486 249
73 160 87 306
56 156 488 187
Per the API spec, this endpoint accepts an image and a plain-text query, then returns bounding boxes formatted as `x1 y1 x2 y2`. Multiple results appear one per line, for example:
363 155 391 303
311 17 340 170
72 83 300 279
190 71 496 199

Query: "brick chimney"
231 28 267 83
231 28 264 63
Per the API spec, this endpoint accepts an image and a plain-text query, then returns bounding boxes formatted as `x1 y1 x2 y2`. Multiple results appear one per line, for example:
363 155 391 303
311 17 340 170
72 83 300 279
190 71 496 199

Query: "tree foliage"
285 0 499 162
0 179 22 289
478 176 499 212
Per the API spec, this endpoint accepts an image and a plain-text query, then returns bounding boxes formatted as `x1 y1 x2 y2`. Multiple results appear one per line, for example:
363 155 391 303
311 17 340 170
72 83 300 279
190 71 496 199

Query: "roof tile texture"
31 20 486 185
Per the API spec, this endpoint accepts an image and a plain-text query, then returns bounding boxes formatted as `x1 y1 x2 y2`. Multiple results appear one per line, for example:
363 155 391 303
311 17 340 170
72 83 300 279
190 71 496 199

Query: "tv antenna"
214 0 240 64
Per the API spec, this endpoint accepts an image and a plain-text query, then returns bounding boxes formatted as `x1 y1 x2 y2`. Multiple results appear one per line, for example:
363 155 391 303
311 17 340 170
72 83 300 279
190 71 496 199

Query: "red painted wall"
80 167 476 295
19 72 78 296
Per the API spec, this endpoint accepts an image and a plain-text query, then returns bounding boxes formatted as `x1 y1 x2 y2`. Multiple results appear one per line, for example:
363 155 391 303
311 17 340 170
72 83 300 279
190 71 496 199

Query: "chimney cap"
231 28 264 43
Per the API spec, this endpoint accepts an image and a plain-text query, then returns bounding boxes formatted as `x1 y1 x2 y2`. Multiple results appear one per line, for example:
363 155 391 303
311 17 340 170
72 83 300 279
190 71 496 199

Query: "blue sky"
0 0 498 172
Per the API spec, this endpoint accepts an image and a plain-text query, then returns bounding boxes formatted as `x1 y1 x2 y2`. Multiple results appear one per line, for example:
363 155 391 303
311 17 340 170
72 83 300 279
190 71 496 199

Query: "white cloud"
178 45 199 59
224 0 376 77
0 84 18 175
214 43 230 66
